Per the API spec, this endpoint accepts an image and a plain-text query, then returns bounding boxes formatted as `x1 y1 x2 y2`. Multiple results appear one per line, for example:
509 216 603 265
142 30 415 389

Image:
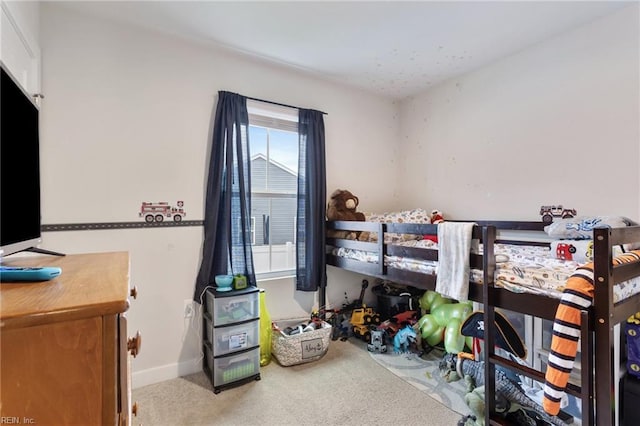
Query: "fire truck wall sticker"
139 201 186 223
539 205 577 224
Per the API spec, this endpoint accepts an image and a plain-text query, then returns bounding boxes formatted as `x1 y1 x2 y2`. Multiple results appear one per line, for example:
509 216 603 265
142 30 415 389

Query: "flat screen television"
0 63 43 258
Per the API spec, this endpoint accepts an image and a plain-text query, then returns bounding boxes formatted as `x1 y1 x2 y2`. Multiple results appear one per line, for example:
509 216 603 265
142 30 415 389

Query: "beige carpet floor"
132 339 462 425
369 347 470 417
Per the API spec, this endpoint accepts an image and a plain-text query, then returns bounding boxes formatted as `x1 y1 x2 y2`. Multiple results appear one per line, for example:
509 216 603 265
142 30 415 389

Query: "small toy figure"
393 323 417 353
367 329 387 353
430 209 445 224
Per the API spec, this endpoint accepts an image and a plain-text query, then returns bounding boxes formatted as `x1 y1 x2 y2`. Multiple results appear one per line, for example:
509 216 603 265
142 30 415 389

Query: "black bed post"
481 225 497 426
592 227 615 426
580 309 594 426
378 223 386 276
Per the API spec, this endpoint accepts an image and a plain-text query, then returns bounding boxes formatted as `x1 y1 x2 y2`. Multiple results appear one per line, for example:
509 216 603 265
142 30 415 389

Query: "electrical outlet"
183 299 194 319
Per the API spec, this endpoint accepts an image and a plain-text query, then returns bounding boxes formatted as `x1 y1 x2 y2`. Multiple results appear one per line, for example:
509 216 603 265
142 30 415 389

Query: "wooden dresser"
0 252 140 425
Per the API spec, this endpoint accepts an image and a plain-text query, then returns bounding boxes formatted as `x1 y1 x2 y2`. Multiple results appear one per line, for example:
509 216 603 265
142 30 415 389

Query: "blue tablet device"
0 266 62 282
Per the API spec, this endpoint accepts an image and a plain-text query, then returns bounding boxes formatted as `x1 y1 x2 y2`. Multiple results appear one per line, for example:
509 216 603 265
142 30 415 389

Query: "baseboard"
132 357 203 389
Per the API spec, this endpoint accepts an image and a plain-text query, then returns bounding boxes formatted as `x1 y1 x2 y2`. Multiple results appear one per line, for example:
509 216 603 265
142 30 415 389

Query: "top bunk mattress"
329 240 640 302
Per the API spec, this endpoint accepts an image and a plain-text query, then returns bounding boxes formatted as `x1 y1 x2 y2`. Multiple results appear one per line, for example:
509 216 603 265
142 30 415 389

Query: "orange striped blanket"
543 250 640 415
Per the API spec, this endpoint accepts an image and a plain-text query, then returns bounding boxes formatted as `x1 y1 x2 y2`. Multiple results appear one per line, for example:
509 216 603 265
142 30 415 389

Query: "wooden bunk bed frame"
325 219 640 426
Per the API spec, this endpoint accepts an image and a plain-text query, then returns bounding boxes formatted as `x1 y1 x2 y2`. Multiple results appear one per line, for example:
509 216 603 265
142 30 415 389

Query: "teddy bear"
326 189 365 239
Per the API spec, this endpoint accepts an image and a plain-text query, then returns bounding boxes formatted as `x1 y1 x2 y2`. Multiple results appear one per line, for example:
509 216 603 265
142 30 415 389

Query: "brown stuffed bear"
326 189 365 239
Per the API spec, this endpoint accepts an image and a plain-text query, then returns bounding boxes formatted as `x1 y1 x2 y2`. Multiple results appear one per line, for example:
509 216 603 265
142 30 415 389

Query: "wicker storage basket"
272 321 332 366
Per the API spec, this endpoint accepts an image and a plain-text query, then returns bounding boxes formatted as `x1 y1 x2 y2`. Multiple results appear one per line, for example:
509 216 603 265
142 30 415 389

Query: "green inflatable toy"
417 290 473 353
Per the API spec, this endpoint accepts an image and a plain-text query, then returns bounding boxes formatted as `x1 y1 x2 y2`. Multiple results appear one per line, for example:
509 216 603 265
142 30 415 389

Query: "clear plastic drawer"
211 319 259 356
205 345 260 387
205 288 259 326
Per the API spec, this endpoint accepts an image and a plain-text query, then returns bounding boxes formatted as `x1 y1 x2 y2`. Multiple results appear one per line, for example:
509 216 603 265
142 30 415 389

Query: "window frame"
247 100 298 281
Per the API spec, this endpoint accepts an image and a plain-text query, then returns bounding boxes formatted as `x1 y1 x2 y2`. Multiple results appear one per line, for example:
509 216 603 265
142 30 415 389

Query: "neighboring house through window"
247 100 299 279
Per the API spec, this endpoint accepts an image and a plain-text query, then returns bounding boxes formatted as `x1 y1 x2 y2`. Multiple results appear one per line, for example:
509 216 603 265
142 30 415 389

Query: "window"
247 100 298 279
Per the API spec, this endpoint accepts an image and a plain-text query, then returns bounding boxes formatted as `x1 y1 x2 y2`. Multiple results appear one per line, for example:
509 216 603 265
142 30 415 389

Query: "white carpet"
369 348 471 417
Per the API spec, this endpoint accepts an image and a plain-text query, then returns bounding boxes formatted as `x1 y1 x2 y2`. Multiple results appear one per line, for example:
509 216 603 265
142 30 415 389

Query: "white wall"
398 4 640 221
38 3 399 387
1 0 40 93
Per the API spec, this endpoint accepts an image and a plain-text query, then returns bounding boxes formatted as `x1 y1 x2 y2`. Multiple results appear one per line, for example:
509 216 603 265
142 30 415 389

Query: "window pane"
268 129 298 190
251 194 296 274
249 126 268 192
250 126 298 192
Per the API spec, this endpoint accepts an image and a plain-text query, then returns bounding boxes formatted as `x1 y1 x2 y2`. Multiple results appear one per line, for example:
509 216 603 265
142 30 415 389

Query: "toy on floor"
417 290 473 353
377 310 418 341
350 305 381 342
317 279 371 341
348 281 381 342
393 323 417 353
439 353 567 426
367 329 387 353
460 311 527 359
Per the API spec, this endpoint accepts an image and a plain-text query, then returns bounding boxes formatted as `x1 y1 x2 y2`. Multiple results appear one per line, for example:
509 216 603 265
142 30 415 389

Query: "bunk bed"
325 218 640 426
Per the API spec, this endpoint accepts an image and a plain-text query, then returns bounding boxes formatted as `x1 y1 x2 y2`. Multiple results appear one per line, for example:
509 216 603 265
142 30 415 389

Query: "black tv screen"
0 63 42 258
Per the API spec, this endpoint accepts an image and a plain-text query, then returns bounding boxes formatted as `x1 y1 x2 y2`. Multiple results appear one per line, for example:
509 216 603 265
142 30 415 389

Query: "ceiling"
59 1 632 100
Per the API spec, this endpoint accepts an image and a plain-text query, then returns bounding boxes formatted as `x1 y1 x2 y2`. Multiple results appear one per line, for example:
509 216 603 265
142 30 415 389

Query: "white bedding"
330 240 640 302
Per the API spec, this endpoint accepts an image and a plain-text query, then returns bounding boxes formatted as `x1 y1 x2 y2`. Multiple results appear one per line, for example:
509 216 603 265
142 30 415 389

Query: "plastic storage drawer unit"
203 287 261 393
205 287 259 326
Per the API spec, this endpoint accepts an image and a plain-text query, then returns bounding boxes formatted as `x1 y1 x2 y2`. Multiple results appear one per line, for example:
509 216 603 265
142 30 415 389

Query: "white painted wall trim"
132 357 203 389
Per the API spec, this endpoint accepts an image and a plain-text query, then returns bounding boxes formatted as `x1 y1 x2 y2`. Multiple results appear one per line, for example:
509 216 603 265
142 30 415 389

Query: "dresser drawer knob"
128 331 142 357
130 286 138 299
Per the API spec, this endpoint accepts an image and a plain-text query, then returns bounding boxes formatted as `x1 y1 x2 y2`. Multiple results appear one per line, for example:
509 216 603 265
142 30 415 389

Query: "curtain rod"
245 95 327 115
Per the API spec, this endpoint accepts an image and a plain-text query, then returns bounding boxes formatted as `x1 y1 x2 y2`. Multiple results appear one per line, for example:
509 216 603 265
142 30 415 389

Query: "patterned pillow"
544 216 629 240
360 209 431 243
365 208 432 224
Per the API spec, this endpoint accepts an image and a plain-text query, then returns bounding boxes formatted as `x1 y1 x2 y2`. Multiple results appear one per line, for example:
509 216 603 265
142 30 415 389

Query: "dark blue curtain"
194 91 256 303
296 109 326 292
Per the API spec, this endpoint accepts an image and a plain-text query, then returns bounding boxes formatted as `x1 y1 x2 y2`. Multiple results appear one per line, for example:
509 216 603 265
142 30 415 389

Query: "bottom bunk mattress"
329 241 640 302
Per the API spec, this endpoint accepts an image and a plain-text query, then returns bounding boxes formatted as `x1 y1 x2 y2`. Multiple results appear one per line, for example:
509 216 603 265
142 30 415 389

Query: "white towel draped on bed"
435 222 478 301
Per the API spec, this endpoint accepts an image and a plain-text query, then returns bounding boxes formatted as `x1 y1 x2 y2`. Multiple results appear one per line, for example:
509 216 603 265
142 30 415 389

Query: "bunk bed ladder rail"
591 226 639 426
482 223 595 426
592 227 615 426
581 309 595 426
481 224 499 426
483 309 594 426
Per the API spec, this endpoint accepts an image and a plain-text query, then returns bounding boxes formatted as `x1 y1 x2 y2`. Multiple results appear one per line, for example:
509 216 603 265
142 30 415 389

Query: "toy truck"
539 205 577 224
350 306 381 342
